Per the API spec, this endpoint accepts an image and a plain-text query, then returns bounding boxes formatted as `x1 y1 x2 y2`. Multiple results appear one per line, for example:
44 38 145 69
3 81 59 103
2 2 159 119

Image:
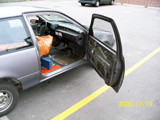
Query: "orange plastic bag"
36 35 53 57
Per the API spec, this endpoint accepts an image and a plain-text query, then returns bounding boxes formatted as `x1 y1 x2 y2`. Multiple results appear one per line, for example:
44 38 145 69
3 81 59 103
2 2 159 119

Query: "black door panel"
87 14 125 92
87 36 116 85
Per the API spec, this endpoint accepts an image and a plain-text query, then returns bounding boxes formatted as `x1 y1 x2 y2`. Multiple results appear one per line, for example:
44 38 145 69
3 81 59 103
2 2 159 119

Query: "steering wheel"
35 20 47 36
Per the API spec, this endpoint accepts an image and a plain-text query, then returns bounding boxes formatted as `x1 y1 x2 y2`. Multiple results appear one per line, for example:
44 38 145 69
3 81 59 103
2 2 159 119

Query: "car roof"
0 6 51 19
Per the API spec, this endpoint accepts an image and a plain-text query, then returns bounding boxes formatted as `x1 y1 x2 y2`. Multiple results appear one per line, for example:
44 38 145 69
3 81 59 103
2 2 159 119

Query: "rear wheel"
110 0 114 5
95 0 100 7
0 81 19 116
81 3 85 6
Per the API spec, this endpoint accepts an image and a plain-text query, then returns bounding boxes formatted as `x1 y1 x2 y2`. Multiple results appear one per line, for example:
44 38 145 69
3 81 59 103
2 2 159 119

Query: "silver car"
0 6 125 116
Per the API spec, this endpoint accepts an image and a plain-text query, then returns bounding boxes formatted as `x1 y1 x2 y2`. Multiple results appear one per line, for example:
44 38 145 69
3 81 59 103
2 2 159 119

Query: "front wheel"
81 3 85 6
0 81 19 116
95 0 100 7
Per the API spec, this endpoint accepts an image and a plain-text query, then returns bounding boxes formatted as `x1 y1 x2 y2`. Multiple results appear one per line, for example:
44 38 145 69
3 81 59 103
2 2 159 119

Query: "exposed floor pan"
41 42 85 73
49 52 82 66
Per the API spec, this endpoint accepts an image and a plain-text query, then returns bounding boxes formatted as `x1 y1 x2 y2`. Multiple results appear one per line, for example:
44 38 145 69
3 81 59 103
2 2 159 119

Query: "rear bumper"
78 0 96 4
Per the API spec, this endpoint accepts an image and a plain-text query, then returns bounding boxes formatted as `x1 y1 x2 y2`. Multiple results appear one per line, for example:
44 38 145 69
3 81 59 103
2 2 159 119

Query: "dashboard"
48 21 84 46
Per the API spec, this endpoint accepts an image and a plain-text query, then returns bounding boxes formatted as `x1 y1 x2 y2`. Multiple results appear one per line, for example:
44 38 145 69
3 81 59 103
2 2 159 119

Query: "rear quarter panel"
0 47 40 89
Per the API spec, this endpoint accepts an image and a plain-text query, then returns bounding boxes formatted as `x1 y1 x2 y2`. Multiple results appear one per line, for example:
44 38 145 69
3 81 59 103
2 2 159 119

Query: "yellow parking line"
51 47 160 120
122 8 147 13
157 17 160 20
125 47 160 76
52 85 110 120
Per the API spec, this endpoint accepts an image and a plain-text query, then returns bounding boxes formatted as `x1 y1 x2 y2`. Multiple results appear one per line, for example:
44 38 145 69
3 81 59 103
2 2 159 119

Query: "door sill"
40 59 87 82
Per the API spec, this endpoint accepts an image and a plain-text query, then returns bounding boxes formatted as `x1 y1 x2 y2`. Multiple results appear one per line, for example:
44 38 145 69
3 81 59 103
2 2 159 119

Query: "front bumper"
78 0 96 4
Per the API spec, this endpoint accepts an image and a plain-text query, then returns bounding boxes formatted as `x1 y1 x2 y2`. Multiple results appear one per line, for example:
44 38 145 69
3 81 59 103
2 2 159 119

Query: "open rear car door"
87 14 125 92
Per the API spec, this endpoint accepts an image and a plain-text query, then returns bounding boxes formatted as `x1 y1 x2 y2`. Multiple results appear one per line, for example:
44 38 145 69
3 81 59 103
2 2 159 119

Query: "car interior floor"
42 38 85 70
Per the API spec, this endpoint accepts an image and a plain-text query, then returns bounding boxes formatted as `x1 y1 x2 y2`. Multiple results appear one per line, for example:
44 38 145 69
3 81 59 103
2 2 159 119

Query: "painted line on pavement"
125 47 160 76
51 47 160 120
157 17 160 20
122 8 147 13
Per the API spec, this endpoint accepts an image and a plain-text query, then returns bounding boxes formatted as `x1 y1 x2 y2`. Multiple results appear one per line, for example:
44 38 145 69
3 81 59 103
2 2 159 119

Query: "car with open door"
0 6 124 116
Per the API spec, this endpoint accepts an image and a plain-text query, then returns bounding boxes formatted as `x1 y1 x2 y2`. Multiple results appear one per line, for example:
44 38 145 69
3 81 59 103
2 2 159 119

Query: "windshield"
42 15 72 23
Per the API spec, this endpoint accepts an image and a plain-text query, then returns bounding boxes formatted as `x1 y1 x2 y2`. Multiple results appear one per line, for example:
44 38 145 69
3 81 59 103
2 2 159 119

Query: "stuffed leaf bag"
36 35 53 57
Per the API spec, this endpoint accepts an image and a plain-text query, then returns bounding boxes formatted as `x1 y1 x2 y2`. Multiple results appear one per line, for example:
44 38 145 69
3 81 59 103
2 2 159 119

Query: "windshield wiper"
54 20 73 24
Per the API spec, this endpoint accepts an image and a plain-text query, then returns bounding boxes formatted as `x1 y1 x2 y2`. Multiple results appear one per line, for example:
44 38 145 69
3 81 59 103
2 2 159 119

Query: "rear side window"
0 18 30 52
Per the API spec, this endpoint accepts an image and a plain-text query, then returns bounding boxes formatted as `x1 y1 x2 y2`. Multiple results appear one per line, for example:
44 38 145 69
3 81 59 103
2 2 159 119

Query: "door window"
92 18 116 51
0 18 30 52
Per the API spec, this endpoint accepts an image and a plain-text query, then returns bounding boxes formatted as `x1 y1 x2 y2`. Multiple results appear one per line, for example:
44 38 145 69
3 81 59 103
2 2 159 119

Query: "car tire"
95 0 100 7
0 81 19 116
110 0 114 5
81 3 85 6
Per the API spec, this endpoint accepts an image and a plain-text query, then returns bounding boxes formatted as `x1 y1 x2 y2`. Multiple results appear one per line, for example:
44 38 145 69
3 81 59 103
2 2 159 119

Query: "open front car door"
87 14 125 92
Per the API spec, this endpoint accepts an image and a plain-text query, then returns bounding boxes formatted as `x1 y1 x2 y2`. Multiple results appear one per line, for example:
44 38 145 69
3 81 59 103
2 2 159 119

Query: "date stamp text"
119 101 152 107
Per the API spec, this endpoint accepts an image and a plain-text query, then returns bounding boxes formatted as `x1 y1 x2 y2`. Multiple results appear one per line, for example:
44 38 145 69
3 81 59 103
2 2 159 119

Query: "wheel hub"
0 91 13 113
0 98 3 104
96 1 99 6
111 0 114 4
0 93 8 107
